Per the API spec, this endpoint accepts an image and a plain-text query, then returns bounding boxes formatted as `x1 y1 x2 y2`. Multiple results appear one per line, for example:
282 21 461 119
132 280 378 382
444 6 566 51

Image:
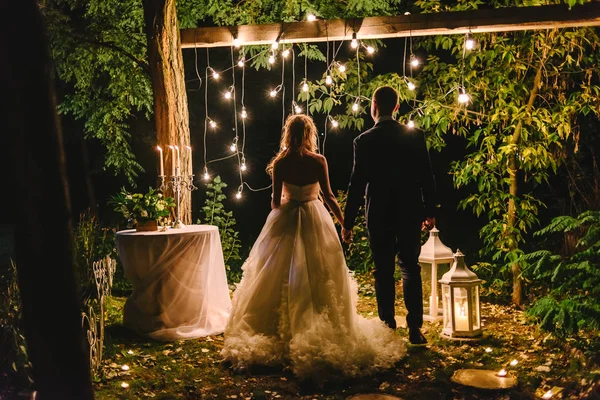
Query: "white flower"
140 210 148 217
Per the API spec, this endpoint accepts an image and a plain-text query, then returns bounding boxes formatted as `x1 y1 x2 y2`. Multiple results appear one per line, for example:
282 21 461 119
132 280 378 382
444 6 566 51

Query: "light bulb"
270 89 278 97
407 120 415 128
325 75 332 85
366 46 375 54
268 55 275 64
302 82 309 92
295 105 302 113
458 90 470 104
331 119 339 128
224 91 232 100
282 49 290 58
241 162 247 171
241 107 247 119
230 142 237 152
465 33 475 50
407 81 416 91
338 63 346 72
233 37 241 48
271 40 279 50
307 13 317 22
235 191 242 199
352 103 359 112
212 71 219 80
351 33 358 49
203 171 210 181
237 59 245 67
410 54 419 67
209 120 217 128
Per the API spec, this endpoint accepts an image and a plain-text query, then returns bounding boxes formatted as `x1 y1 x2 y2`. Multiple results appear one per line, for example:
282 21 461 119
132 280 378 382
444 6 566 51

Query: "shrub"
521 211 600 336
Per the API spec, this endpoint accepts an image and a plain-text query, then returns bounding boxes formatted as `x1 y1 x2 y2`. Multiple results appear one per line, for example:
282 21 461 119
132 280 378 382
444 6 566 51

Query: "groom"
342 86 436 345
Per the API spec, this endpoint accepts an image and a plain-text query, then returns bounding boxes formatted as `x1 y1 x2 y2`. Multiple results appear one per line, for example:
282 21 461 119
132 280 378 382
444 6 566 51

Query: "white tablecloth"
115 225 232 341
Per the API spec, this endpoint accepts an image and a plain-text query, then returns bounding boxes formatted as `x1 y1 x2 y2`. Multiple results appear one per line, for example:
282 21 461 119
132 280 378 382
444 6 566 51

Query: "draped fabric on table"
116 225 231 341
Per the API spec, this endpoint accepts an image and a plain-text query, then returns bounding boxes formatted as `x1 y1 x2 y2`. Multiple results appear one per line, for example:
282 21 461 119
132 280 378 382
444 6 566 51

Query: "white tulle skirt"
221 199 405 380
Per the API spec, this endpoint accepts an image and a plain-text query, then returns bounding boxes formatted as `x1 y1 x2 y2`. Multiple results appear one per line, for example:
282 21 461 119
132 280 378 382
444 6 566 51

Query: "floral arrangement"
109 187 175 227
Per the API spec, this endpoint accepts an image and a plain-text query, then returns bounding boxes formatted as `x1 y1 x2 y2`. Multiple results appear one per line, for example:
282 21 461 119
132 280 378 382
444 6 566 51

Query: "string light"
240 157 247 171
458 87 470 104
336 62 346 72
235 186 243 199
282 49 290 58
307 13 317 22
224 86 234 100
271 39 279 50
351 32 358 49
233 37 242 48
270 84 282 98
352 99 360 113
325 75 333 85
407 81 416 91
410 54 419 67
362 43 375 54
292 101 302 114
208 67 219 80
465 32 475 50
240 106 247 119
302 81 309 92
208 118 217 129
407 120 415 128
203 166 210 181
237 58 245 67
230 137 238 152
269 53 276 64
328 115 339 128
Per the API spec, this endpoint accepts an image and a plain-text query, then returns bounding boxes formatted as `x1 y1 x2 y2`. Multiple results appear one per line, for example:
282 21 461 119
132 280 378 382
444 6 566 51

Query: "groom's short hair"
373 86 398 115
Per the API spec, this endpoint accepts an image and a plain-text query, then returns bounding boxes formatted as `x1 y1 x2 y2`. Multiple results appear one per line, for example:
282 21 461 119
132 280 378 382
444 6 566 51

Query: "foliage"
108 188 175 228
0 261 33 387
335 191 373 274
521 211 600 336
42 0 152 184
197 176 242 282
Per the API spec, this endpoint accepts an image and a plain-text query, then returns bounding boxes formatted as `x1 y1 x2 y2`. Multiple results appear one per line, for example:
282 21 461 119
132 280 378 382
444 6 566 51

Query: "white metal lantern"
419 227 454 321
439 249 482 339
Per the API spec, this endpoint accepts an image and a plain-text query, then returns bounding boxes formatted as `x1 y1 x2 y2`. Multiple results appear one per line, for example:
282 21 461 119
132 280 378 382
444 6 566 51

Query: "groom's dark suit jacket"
343 118 437 231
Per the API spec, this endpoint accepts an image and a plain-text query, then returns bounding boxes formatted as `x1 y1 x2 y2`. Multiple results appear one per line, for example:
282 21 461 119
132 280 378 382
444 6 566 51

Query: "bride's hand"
341 227 353 243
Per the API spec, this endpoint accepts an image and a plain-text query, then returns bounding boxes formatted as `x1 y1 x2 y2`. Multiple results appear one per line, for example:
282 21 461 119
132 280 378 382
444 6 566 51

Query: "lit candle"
497 369 507 377
169 146 176 176
156 146 164 176
174 145 181 174
542 390 553 399
454 299 469 331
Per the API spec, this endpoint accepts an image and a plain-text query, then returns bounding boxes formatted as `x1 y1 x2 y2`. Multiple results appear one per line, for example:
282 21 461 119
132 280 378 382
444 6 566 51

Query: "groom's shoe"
408 328 428 345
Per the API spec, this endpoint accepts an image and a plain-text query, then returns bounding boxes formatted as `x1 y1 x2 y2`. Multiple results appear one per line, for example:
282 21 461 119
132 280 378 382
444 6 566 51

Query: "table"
116 225 232 341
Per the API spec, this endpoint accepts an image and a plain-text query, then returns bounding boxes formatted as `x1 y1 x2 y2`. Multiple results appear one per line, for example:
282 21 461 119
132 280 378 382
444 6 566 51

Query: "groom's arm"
343 137 368 231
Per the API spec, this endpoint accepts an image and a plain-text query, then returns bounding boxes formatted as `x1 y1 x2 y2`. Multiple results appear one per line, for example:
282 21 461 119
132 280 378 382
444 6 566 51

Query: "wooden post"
1 1 95 398
143 0 192 224
180 2 600 48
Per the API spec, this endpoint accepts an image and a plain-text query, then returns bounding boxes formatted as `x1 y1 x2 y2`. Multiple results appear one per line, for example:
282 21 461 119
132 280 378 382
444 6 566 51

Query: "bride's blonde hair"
266 114 318 176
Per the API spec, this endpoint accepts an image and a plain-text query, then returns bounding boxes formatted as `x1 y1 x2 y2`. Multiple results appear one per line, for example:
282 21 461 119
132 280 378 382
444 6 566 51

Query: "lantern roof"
439 249 481 284
419 227 454 262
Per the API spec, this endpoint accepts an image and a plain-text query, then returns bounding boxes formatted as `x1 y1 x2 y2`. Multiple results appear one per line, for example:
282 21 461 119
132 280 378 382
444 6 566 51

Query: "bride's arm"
317 155 344 226
271 162 283 209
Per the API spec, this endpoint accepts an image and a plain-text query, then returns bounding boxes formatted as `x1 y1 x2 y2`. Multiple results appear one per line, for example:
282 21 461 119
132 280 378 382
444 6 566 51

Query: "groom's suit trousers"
368 217 423 330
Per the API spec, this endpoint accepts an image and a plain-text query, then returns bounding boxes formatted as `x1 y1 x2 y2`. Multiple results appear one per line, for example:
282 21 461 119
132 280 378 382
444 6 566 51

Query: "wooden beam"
181 2 600 48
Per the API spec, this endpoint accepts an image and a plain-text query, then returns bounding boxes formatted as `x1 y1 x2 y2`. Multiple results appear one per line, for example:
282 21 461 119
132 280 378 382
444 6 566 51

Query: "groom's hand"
342 227 353 243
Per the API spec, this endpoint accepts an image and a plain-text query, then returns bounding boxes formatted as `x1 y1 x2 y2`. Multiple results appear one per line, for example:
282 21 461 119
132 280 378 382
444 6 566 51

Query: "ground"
94 276 600 400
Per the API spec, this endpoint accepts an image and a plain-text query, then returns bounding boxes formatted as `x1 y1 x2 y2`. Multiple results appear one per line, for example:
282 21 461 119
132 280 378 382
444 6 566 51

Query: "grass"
94 275 600 400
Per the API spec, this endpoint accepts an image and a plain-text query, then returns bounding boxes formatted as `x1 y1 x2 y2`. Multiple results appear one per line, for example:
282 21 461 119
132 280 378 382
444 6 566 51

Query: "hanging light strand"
230 46 244 193
203 48 210 180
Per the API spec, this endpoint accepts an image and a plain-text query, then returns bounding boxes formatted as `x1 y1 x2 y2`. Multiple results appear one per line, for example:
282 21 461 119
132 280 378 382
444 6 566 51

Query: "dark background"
63 38 484 261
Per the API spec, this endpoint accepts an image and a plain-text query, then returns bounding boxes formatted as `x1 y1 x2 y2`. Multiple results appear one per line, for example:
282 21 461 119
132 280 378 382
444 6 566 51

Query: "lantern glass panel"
442 285 451 330
471 286 480 330
453 287 469 331
420 262 451 312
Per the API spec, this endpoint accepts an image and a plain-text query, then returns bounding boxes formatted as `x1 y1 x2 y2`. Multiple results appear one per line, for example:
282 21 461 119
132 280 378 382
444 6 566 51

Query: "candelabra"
159 168 197 229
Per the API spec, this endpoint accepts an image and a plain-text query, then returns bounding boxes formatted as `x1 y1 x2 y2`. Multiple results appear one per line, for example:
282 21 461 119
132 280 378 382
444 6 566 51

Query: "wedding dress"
221 182 405 380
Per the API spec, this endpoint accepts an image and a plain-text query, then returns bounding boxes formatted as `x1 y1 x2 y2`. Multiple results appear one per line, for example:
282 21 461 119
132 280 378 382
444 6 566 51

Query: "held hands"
341 227 354 243
422 217 436 231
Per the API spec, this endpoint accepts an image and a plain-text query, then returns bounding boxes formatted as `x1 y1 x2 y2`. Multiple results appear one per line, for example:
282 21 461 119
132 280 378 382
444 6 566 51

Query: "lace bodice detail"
282 182 320 203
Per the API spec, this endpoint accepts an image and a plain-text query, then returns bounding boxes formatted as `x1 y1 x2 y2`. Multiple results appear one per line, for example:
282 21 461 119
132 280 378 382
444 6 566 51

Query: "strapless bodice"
282 182 320 203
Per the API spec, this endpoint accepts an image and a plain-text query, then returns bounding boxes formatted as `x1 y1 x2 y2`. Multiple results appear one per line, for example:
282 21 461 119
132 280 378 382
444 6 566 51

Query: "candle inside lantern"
169 145 176 176
157 146 164 176
454 297 469 331
497 369 507 377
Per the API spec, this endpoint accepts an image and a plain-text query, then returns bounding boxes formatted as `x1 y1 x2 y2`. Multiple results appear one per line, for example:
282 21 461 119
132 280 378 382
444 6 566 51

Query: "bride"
221 114 405 380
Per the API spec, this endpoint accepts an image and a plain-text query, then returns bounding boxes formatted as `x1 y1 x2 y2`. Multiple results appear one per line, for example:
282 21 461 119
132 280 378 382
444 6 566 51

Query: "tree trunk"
506 39 547 306
1 1 95 399
143 0 192 224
